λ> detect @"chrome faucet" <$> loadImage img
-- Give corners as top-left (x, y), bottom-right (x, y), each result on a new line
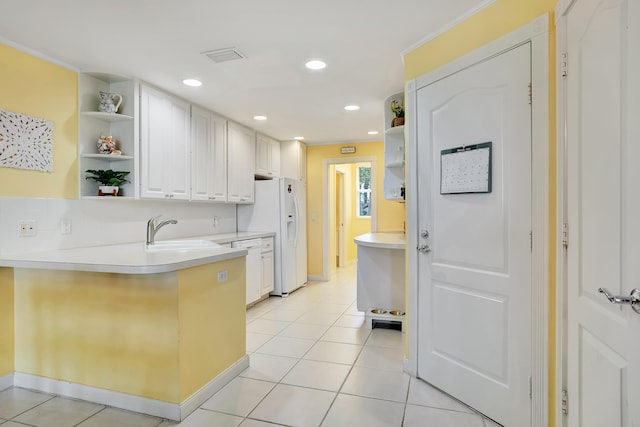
top-left (146, 216), bottom-right (178, 245)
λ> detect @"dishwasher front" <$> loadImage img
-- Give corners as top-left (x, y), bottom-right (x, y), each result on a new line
top-left (231, 238), bottom-right (263, 305)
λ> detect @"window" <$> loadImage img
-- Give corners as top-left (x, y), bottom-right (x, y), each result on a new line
top-left (357, 165), bottom-right (371, 217)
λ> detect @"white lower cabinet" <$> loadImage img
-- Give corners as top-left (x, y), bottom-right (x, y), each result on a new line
top-left (261, 238), bottom-right (274, 295)
top-left (191, 106), bottom-right (227, 201)
top-left (227, 122), bottom-right (256, 203)
top-left (140, 84), bottom-right (190, 200)
top-left (233, 237), bottom-right (274, 306)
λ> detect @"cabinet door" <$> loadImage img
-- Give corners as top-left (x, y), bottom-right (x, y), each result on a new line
top-left (269, 139), bottom-right (281, 177)
top-left (190, 106), bottom-right (211, 201)
top-left (140, 84), bottom-right (190, 200)
top-left (140, 85), bottom-right (170, 199)
top-left (261, 251), bottom-right (274, 295)
top-left (255, 134), bottom-right (270, 176)
top-left (191, 108), bottom-right (227, 201)
top-left (228, 122), bottom-right (255, 203)
top-left (280, 140), bottom-right (305, 181)
top-left (210, 114), bottom-right (228, 201)
top-left (166, 99), bottom-right (190, 199)
top-left (298, 141), bottom-right (306, 182)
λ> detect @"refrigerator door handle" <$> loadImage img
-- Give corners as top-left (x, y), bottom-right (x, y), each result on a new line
top-left (291, 188), bottom-right (300, 248)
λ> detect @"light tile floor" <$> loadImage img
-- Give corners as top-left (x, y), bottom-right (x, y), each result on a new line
top-left (0, 265), bottom-right (500, 427)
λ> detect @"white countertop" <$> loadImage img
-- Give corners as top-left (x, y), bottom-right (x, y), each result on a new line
top-left (0, 231), bottom-right (274, 274)
top-left (354, 232), bottom-right (406, 250)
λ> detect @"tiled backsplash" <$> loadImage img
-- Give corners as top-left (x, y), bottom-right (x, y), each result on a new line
top-left (0, 197), bottom-right (237, 256)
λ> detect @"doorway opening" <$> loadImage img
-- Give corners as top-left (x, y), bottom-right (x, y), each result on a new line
top-left (322, 157), bottom-right (377, 280)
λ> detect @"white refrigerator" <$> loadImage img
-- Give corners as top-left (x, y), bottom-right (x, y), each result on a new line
top-left (237, 178), bottom-right (307, 296)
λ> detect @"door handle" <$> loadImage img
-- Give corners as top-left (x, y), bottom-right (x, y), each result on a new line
top-left (598, 288), bottom-right (640, 314)
top-left (417, 244), bottom-right (431, 254)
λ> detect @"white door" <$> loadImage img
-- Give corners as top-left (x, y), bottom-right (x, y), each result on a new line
top-left (563, 0), bottom-right (640, 425)
top-left (416, 43), bottom-right (532, 426)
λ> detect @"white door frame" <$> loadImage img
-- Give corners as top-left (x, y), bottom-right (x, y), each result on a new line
top-left (335, 167), bottom-right (347, 268)
top-left (321, 157), bottom-right (377, 281)
top-left (555, 3), bottom-right (570, 426)
top-left (405, 14), bottom-right (549, 425)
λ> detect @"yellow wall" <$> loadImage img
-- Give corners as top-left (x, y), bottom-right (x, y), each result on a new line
top-left (0, 43), bottom-right (78, 199)
top-left (307, 142), bottom-right (405, 277)
top-left (403, 1), bottom-right (557, 424)
top-left (13, 258), bottom-right (245, 403)
top-left (178, 258), bottom-right (246, 400)
top-left (0, 268), bottom-right (14, 376)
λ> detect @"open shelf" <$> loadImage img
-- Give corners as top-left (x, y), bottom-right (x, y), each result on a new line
top-left (81, 111), bottom-right (134, 122)
top-left (385, 125), bottom-right (404, 135)
top-left (81, 153), bottom-right (134, 160)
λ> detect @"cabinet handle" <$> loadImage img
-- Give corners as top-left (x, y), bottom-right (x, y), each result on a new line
top-left (164, 194), bottom-right (170, 198)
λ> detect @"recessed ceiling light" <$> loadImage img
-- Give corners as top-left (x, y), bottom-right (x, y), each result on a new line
top-left (253, 115), bottom-right (267, 121)
top-left (305, 59), bottom-right (327, 70)
top-left (294, 136), bottom-right (305, 140)
top-left (368, 131), bottom-right (379, 135)
top-left (182, 78), bottom-right (202, 87)
top-left (344, 105), bottom-right (360, 111)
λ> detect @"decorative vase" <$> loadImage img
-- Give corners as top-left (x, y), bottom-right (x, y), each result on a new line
top-left (98, 92), bottom-right (123, 114)
top-left (392, 117), bottom-right (405, 127)
top-left (98, 185), bottom-right (119, 196)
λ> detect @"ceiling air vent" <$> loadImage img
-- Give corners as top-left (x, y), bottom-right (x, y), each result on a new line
top-left (202, 47), bottom-right (247, 64)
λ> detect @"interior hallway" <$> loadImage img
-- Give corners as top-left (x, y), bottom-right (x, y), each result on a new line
top-left (0, 265), bottom-right (499, 426)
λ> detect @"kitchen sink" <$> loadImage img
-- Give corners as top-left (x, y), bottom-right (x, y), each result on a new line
top-left (145, 240), bottom-right (222, 252)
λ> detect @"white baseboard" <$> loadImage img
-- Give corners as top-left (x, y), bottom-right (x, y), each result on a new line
top-left (307, 275), bottom-right (325, 282)
top-left (14, 354), bottom-right (250, 421)
top-left (0, 373), bottom-right (14, 391)
top-left (179, 355), bottom-right (249, 420)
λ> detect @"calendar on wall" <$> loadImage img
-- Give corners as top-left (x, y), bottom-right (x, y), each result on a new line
top-left (440, 142), bottom-right (492, 194)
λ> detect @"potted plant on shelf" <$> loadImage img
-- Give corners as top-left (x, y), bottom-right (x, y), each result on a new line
top-left (85, 169), bottom-right (130, 196)
top-left (390, 98), bottom-right (404, 127)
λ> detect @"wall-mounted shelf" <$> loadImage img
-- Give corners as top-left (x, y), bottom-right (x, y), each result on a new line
top-left (81, 111), bottom-right (134, 122)
top-left (81, 154), bottom-right (134, 160)
top-left (385, 125), bottom-right (404, 135)
top-left (78, 72), bottom-right (139, 199)
top-left (384, 93), bottom-right (405, 201)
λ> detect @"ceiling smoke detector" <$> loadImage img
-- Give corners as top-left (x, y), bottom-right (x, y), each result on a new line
top-left (202, 47), bottom-right (247, 64)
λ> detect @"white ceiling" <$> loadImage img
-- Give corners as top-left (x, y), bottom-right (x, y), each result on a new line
top-left (0, 0), bottom-right (489, 145)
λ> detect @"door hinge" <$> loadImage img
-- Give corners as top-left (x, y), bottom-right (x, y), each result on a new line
top-left (562, 223), bottom-right (569, 249)
top-left (561, 52), bottom-right (568, 77)
top-left (529, 377), bottom-right (532, 398)
top-left (529, 230), bottom-right (533, 250)
top-left (528, 82), bottom-right (532, 105)
top-left (562, 389), bottom-right (569, 415)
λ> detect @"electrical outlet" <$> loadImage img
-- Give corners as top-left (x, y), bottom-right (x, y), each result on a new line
top-left (61, 219), bottom-right (72, 235)
top-left (18, 220), bottom-right (37, 237)
top-left (217, 270), bottom-right (228, 282)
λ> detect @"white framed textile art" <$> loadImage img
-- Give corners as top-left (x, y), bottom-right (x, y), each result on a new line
top-left (0, 108), bottom-right (53, 172)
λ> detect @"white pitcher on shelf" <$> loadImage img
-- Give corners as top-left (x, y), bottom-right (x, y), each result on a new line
top-left (98, 91), bottom-right (123, 114)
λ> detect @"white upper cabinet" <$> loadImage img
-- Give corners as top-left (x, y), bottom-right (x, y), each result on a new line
top-left (255, 134), bottom-right (281, 178)
top-left (191, 106), bottom-right (227, 202)
top-left (280, 140), bottom-right (306, 182)
top-left (227, 122), bottom-right (256, 203)
top-left (140, 84), bottom-right (190, 200)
